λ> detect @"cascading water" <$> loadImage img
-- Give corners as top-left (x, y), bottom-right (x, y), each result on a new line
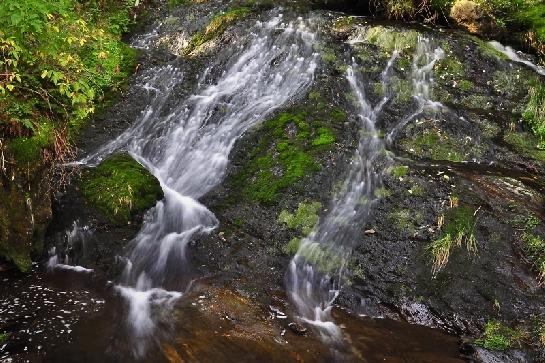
top-left (47, 221), bottom-right (93, 273)
top-left (488, 40), bottom-right (545, 76)
top-left (286, 35), bottom-right (443, 343)
top-left (82, 14), bottom-right (318, 356)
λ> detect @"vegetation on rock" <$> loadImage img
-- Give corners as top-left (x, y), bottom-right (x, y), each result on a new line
top-left (183, 6), bottom-right (251, 55)
top-left (428, 204), bottom-right (478, 274)
top-left (278, 201), bottom-right (322, 235)
top-left (81, 154), bottom-right (163, 225)
top-left (475, 320), bottom-right (525, 350)
top-left (230, 110), bottom-right (337, 205)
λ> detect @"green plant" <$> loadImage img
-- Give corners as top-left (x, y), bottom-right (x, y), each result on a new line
top-left (428, 205), bottom-right (478, 274)
top-left (475, 320), bottom-right (525, 351)
top-left (521, 232), bottom-right (545, 281)
top-left (0, 0), bottom-right (139, 167)
top-left (523, 80), bottom-right (545, 148)
top-left (0, 332), bottom-right (8, 344)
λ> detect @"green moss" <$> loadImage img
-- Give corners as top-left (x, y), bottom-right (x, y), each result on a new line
top-left (374, 187), bottom-right (392, 199)
top-left (0, 332), bottom-right (8, 344)
top-left (504, 131), bottom-right (545, 161)
top-left (392, 77), bottom-right (413, 104)
top-left (461, 94), bottom-right (493, 109)
top-left (457, 79), bottom-right (474, 91)
top-left (167, 0), bottom-right (189, 8)
top-left (81, 154), bottom-right (163, 225)
top-left (435, 56), bottom-right (465, 84)
top-left (390, 165), bottom-right (409, 178)
top-left (363, 26), bottom-right (419, 54)
top-left (333, 16), bottom-right (355, 31)
top-left (389, 209), bottom-right (424, 233)
top-left (7, 121), bottom-right (55, 164)
top-left (295, 241), bottom-right (344, 274)
top-left (278, 201), bottom-right (321, 235)
top-left (522, 232), bottom-right (545, 281)
top-left (330, 107), bottom-right (347, 122)
top-left (408, 182), bottom-right (425, 196)
top-left (428, 205), bottom-right (477, 274)
top-left (402, 129), bottom-right (466, 162)
top-left (475, 321), bottom-right (524, 351)
top-left (283, 237), bottom-right (301, 255)
top-left (312, 127), bottom-right (335, 146)
top-left (231, 111), bottom-right (335, 204)
top-left (523, 80), bottom-right (545, 148)
top-left (184, 7), bottom-right (251, 55)
top-left (470, 36), bottom-right (510, 60)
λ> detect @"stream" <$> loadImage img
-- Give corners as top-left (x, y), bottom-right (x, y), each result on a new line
top-left (2, 4), bottom-right (545, 363)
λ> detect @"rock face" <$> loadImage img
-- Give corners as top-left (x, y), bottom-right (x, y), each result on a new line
top-left (0, 162), bottom-right (51, 272)
top-left (9, 0), bottom-right (545, 360)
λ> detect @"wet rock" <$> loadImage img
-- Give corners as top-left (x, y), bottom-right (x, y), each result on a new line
top-left (288, 322), bottom-right (307, 335)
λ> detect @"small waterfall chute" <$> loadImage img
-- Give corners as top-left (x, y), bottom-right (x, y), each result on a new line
top-left (286, 36), bottom-right (444, 343)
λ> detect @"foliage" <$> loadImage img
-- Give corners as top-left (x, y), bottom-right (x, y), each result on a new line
top-left (475, 320), bottom-right (525, 350)
top-left (81, 154), bottom-right (163, 224)
top-left (278, 201), bottom-right (322, 235)
top-left (0, 0), bottom-right (139, 167)
top-left (428, 204), bottom-right (478, 274)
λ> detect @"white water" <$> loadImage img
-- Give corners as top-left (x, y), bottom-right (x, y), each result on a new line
top-left (287, 36), bottom-right (443, 342)
top-left (47, 221), bottom-right (93, 273)
top-left (83, 14), bottom-right (318, 356)
top-left (489, 40), bottom-right (545, 76)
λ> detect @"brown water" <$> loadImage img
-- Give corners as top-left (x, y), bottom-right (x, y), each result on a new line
top-left (0, 267), bottom-right (466, 362)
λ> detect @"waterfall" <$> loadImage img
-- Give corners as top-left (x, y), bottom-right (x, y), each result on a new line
top-left (286, 36), bottom-right (443, 342)
top-left (82, 14), bottom-right (318, 356)
top-left (47, 221), bottom-right (93, 273)
top-left (488, 40), bottom-right (545, 76)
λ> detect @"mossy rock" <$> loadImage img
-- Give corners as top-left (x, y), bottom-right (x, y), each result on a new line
top-left (81, 153), bottom-right (163, 225)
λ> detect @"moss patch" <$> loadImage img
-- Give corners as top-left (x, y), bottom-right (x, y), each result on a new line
top-left (389, 165), bottom-right (409, 178)
top-left (362, 26), bottom-right (419, 55)
top-left (401, 128), bottom-right (467, 162)
top-left (522, 232), bottom-right (545, 281)
top-left (278, 201), bottom-right (322, 235)
top-left (184, 7), bottom-right (251, 55)
top-left (523, 80), bottom-right (545, 148)
top-left (389, 208), bottom-right (424, 234)
top-left (230, 111), bottom-right (336, 205)
top-left (81, 154), bottom-right (163, 225)
top-left (475, 321), bottom-right (525, 351)
top-left (504, 131), bottom-right (545, 162)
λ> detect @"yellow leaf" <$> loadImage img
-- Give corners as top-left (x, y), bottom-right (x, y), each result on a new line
top-left (6, 84), bottom-right (14, 91)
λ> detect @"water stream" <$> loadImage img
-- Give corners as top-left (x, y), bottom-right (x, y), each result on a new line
top-left (81, 13), bottom-right (319, 356)
top-left (287, 35), bottom-right (443, 343)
